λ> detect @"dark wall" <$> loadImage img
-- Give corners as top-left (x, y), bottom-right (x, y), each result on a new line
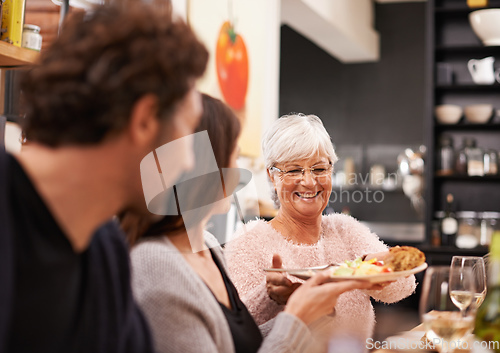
top-left (280, 3), bottom-right (426, 145)
top-left (279, 3), bottom-right (428, 223)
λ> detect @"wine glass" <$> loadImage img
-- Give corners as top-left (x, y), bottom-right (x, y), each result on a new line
top-left (448, 264), bottom-right (475, 317)
top-left (420, 266), bottom-right (475, 353)
top-left (450, 256), bottom-right (487, 309)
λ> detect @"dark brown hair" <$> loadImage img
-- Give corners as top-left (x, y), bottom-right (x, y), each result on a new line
top-left (124, 94), bottom-right (241, 246)
top-left (21, 1), bottom-right (208, 146)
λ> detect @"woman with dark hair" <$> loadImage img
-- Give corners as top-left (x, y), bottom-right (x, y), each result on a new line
top-left (128, 94), bottom-right (375, 353)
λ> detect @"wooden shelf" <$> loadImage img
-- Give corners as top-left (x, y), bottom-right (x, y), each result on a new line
top-left (0, 41), bottom-right (39, 67)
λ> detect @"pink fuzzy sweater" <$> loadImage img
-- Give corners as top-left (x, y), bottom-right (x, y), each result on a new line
top-left (225, 214), bottom-right (416, 345)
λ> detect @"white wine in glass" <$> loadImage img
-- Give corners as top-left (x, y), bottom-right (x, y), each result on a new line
top-left (451, 256), bottom-right (487, 309)
top-left (449, 263), bottom-right (475, 317)
top-left (422, 311), bottom-right (474, 346)
top-left (449, 290), bottom-right (473, 312)
top-left (474, 291), bottom-right (486, 307)
top-left (420, 266), bottom-right (475, 353)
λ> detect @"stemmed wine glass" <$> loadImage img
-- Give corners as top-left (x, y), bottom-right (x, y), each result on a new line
top-left (448, 263), bottom-right (475, 317)
top-left (450, 256), bottom-right (487, 309)
top-left (420, 266), bottom-right (475, 353)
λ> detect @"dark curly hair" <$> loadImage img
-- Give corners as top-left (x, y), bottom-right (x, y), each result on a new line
top-left (21, 1), bottom-right (208, 146)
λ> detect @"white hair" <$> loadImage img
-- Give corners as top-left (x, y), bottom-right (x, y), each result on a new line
top-left (262, 113), bottom-right (338, 169)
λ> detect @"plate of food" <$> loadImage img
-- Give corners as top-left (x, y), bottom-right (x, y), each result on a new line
top-left (264, 246), bottom-right (428, 284)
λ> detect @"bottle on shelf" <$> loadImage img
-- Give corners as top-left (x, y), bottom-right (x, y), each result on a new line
top-left (436, 135), bottom-right (455, 176)
top-left (441, 193), bottom-right (458, 246)
top-left (464, 137), bottom-right (484, 177)
top-left (484, 149), bottom-right (499, 176)
top-left (455, 140), bottom-right (468, 176)
top-left (479, 212), bottom-right (500, 246)
top-left (431, 219), bottom-right (442, 247)
top-left (474, 230), bottom-right (500, 352)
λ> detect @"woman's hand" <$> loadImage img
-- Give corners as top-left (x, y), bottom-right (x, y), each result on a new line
top-left (284, 271), bottom-right (375, 325)
top-left (266, 254), bottom-right (301, 305)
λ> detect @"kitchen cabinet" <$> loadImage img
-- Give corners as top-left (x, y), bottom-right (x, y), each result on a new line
top-left (423, 0), bottom-right (500, 254)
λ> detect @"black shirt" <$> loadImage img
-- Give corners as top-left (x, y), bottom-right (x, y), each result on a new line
top-left (0, 153), bottom-right (152, 353)
top-left (7, 154), bottom-right (83, 352)
top-left (210, 249), bottom-right (263, 353)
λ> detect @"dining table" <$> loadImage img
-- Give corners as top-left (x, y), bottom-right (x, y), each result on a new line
top-left (371, 324), bottom-right (495, 353)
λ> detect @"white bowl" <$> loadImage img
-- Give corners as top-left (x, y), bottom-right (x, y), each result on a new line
top-left (469, 9), bottom-right (500, 46)
top-left (464, 104), bottom-right (493, 123)
top-left (435, 104), bottom-right (462, 124)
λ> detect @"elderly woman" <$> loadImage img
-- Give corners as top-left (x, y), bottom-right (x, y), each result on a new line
top-left (225, 113), bottom-right (416, 349)
top-left (128, 99), bottom-right (377, 353)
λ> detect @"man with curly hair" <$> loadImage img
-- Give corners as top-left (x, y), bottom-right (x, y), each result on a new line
top-left (0, 1), bottom-right (208, 352)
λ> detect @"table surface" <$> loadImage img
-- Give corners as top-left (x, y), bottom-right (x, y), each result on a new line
top-left (372, 324), bottom-right (424, 353)
top-left (371, 324), bottom-right (492, 353)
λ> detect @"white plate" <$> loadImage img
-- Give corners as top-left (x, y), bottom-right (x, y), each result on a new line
top-left (266, 263), bottom-right (428, 284)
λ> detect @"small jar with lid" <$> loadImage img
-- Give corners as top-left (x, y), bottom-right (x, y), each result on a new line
top-left (464, 138), bottom-right (484, 176)
top-left (479, 212), bottom-right (500, 246)
top-left (455, 211), bottom-right (479, 248)
top-left (22, 24), bottom-right (42, 52)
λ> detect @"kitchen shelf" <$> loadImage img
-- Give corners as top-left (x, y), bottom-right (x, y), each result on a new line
top-left (0, 41), bottom-right (39, 67)
top-left (435, 123), bottom-right (500, 131)
top-left (435, 45), bottom-right (500, 54)
top-left (435, 1), bottom-right (500, 14)
top-left (434, 175), bottom-right (500, 181)
top-left (419, 244), bottom-right (489, 254)
top-left (425, 0), bottom-right (500, 249)
top-left (435, 7), bottom-right (473, 13)
top-left (436, 84), bottom-right (500, 92)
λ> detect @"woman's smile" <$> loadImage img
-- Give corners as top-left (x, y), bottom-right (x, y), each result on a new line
top-left (294, 190), bottom-right (321, 201)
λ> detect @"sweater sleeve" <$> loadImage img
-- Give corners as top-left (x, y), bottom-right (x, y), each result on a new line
top-left (258, 312), bottom-right (315, 353)
top-left (335, 215), bottom-right (417, 304)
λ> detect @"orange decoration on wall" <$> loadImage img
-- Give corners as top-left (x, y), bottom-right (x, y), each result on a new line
top-left (215, 21), bottom-right (249, 110)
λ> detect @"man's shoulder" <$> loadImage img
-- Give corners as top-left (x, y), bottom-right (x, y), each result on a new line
top-left (88, 220), bottom-right (131, 272)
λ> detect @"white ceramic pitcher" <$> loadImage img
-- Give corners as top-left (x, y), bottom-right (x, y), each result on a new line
top-left (468, 56), bottom-right (496, 84)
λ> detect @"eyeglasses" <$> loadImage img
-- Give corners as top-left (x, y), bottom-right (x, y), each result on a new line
top-left (269, 164), bottom-right (333, 181)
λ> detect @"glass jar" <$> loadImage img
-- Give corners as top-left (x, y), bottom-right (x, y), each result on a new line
top-left (484, 149), bottom-right (499, 176)
top-left (479, 212), bottom-right (500, 246)
top-left (436, 135), bottom-right (455, 176)
top-left (464, 138), bottom-right (484, 176)
top-left (22, 24), bottom-right (42, 52)
top-left (455, 211), bottom-right (479, 248)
